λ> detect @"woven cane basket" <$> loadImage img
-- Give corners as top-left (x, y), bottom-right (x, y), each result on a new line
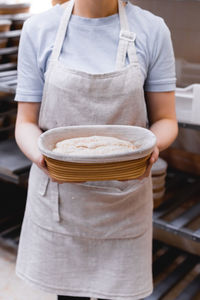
top-left (38, 125), bottom-right (157, 182)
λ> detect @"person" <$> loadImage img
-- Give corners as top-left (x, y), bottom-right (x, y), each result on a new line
top-left (14, 0), bottom-right (178, 299)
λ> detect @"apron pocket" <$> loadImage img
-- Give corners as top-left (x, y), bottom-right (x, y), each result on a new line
top-left (76, 179), bottom-right (140, 193)
top-left (50, 182), bottom-right (60, 222)
top-left (57, 177), bottom-right (153, 239)
top-left (27, 164), bottom-right (61, 229)
top-left (28, 164), bottom-right (152, 239)
top-left (38, 173), bottom-right (49, 196)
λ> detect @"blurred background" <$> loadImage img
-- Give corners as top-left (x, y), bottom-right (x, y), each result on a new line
top-left (0, 0), bottom-right (52, 13)
top-left (0, 1), bottom-right (200, 300)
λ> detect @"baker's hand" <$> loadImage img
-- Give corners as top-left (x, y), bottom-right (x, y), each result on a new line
top-left (138, 146), bottom-right (159, 180)
top-left (37, 154), bottom-right (85, 184)
top-left (36, 154), bottom-right (49, 175)
top-left (36, 154), bottom-right (64, 184)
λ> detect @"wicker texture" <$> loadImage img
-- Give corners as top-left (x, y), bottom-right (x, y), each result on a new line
top-left (45, 154), bottom-right (150, 181)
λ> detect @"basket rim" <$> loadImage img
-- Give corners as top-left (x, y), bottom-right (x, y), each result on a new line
top-left (38, 125), bottom-right (157, 163)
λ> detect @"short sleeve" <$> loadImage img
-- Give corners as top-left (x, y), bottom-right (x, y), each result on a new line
top-left (144, 19), bottom-right (176, 92)
top-left (14, 20), bottom-right (44, 102)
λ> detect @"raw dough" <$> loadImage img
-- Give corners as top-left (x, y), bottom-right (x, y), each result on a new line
top-left (53, 135), bottom-right (136, 156)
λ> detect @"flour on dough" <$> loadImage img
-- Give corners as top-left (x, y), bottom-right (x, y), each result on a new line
top-left (53, 135), bottom-right (136, 156)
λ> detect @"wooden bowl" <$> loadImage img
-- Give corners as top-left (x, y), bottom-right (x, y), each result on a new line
top-left (0, 3), bottom-right (30, 15)
top-left (8, 36), bottom-right (20, 46)
top-left (153, 187), bottom-right (165, 204)
top-left (6, 53), bottom-right (18, 63)
top-left (38, 125), bottom-right (157, 182)
top-left (151, 157), bottom-right (168, 176)
top-left (0, 19), bottom-right (12, 32)
top-left (11, 12), bottom-right (31, 30)
top-left (152, 173), bottom-right (167, 186)
top-left (0, 38), bottom-right (8, 48)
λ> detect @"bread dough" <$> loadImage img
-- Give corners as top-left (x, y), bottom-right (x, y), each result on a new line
top-left (53, 135), bottom-right (136, 156)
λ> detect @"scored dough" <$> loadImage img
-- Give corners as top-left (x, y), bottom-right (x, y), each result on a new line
top-left (53, 135), bottom-right (136, 156)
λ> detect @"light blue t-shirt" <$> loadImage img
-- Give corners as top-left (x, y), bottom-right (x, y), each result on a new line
top-left (14, 2), bottom-right (176, 102)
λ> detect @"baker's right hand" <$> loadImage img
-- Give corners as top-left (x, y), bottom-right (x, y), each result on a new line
top-left (36, 154), bottom-right (84, 184)
top-left (36, 154), bottom-right (51, 176)
top-left (38, 155), bottom-right (65, 184)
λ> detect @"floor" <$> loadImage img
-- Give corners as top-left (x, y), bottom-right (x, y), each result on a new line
top-left (0, 244), bottom-right (56, 300)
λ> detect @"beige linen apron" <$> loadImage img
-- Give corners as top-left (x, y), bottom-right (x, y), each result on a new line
top-left (16, 1), bottom-right (153, 299)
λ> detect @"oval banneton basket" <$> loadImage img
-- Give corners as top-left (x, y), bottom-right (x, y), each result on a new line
top-left (38, 125), bottom-right (157, 182)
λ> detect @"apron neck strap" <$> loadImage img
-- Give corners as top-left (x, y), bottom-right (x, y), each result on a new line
top-left (51, 0), bottom-right (75, 61)
top-left (115, 0), bottom-right (138, 70)
top-left (118, 0), bottom-right (129, 31)
top-left (51, 0), bottom-right (138, 68)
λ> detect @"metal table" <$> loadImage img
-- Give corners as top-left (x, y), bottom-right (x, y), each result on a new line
top-left (0, 70), bottom-right (17, 94)
top-left (145, 240), bottom-right (200, 300)
top-left (178, 122), bottom-right (200, 131)
top-left (153, 168), bottom-right (200, 256)
top-left (0, 138), bottom-right (31, 185)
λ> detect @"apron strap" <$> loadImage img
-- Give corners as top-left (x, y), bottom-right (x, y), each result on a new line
top-left (51, 182), bottom-right (60, 222)
top-left (115, 0), bottom-right (138, 70)
top-left (50, 0), bottom-right (75, 61)
top-left (51, 0), bottom-right (138, 69)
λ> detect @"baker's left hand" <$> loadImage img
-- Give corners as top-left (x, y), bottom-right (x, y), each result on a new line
top-left (138, 145), bottom-right (159, 180)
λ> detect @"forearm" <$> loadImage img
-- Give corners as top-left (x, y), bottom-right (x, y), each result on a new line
top-left (149, 118), bottom-right (178, 152)
top-left (15, 122), bottom-right (42, 164)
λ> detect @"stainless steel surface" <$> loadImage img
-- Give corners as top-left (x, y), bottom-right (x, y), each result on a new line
top-left (145, 240), bottom-right (200, 300)
top-left (153, 168), bottom-right (200, 255)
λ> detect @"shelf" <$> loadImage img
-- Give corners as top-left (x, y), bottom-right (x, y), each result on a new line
top-left (145, 240), bottom-right (200, 300)
top-left (153, 168), bottom-right (200, 256)
top-left (0, 214), bottom-right (23, 251)
top-left (0, 29), bottom-right (21, 39)
top-left (0, 46), bottom-right (18, 56)
top-left (0, 138), bottom-right (31, 185)
top-left (0, 62), bottom-right (17, 72)
top-left (0, 70), bottom-right (17, 93)
top-left (0, 70), bottom-right (17, 78)
top-left (0, 179), bottom-right (26, 252)
top-left (178, 122), bottom-right (200, 131)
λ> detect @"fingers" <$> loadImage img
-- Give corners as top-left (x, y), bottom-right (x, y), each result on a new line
top-left (138, 165), bottom-right (150, 180)
top-left (150, 146), bottom-right (159, 164)
top-left (37, 155), bottom-right (85, 184)
top-left (138, 146), bottom-right (160, 180)
top-left (36, 155), bottom-right (51, 176)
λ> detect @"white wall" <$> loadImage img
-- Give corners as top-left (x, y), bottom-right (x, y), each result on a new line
top-left (29, 0), bottom-right (52, 13)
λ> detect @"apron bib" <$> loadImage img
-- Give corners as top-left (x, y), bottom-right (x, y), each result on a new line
top-left (16, 1), bottom-right (153, 298)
